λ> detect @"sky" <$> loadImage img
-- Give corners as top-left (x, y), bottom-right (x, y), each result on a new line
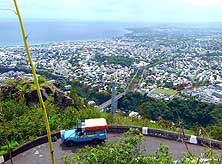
top-left (1, 0), bottom-right (222, 22)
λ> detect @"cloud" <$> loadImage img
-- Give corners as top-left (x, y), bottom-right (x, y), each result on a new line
top-left (184, 0), bottom-right (222, 8)
top-left (1, 0), bottom-right (222, 22)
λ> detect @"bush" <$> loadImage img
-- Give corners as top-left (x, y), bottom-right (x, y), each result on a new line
top-left (62, 129), bottom-right (222, 164)
top-left (0, 141), bottom-right (19, 156)
top-left (208, 125), bottom-right (222, 141)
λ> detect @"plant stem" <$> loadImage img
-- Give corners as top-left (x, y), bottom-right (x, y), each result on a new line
top-left (12, 1), bottom-right (55, 163)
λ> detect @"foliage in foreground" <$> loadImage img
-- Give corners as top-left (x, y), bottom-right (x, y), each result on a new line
top-left (0, 141), bottom-right (19, 156)
top-left (0, 95), bottom-right (181, 152)
top-left (62, 129), bottom-right (222, 164)
top-left (62, 129), bottom-right (174, 164)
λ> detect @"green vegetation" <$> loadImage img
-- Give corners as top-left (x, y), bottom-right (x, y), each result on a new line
top-left (16, 76), bottom-right (57, 94)
top-left (119, 92), bottom-right (222, 140)
top-left (3, 79), bottom-right (15, 86)
top-left (0, 98), bottom-right (108, 150)
top-left (0, 98), bottom-right (177, 153)
top-left (154, 88), bottom-right (178, 96)
top-left (94, 54), bottom-right (134, 67)
top-left (207, 124), bottom-right (222, 141)
top-left (0, 141), bottom-right (19, 156)
top-left (62, 129), bottom-right (222, 164)
top-left (0, 94), bottom-right (187, 156)
top-left (71, 80), bottom-right (111, 105)
top-left (0, 79), bottom-right (221, 159)
top-left (112, 114), bottom-right (177, 132)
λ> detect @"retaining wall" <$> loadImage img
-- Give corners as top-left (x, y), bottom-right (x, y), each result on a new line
top-left (2, 125), bottom-right (222, 162)
top-left (108, 125), bottom-right (222, 149)
top-left (3, 132), bottom-right (60, 162)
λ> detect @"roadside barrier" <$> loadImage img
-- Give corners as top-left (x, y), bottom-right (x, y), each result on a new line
top-left (3, 125), bottom-right (222, 162)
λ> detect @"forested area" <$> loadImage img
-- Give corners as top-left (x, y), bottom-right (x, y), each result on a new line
top-left (119, 92), bottom-right (222, 140)
top-left (71, 80), bottom-right (111, 105)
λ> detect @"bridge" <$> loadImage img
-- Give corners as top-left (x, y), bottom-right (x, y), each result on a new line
top-left (97, 68), bottom-right (140, 111)
top-left (97, 91), bottom-right (126, 110)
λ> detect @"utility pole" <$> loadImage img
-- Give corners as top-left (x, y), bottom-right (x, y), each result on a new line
top-left (111, 80), bottom-right (117, 115)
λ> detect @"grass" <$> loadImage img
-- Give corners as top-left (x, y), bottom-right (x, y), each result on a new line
top-left (154, 88), bottom-right (178, 96)
top-left (112, 114), bottom-right (174, 131)
top-left (110, 114), bottom-right (195, 136)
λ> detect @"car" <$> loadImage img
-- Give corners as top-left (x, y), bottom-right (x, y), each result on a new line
top-left (61, 118), bottom-right (108, 147)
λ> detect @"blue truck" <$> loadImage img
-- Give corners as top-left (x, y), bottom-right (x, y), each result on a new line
top-left (61, 118), bottom-right (108, 146)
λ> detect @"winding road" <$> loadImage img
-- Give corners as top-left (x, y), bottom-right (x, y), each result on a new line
top-left (5, 133), bottom-right (208, 164)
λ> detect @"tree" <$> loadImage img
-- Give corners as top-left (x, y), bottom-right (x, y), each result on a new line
top-left (208, 124), bottom-right (222, 141)
top-left (93, 91), bottom-right (111, 105)
top-left (69, 88), bottom-right (84, 109)
top-left (119, 92), bottom-right (222, 130)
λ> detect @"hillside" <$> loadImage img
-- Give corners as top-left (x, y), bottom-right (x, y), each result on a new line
top-left (0, 78), bottom-right (221, 157)
top-left (0, 78), bottom-right (167, 155)
top-left (119, 92), bottom-right (222, 140)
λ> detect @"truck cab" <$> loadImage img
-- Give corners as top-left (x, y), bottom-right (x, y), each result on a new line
top-left (61, 118), bottom-right (108, 146)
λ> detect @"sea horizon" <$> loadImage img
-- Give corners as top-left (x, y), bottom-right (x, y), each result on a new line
top-left (2, 21), bottom-right (222, 47)
top-left (0, 21), bottom-right (134, 47)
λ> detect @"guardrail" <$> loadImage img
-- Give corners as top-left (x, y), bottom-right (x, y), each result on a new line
top-left (108, 125), bottom-right (222, 149)
top-left (3, 132), bottom-right (60, 162)
top-left (2, 125), bottom-right (222, 162)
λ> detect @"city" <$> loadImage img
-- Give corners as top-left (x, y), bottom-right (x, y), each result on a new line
top-left (1, 0), bottom-right (222, 163)
top-left (1, 25), bottom-right (222, 104)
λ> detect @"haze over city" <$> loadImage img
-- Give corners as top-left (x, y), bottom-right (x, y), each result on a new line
top-left (1, 0), bottom-right (222, 22)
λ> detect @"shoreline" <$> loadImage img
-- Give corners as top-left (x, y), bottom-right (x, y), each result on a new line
top-left (0, 31), bottom-right (129, 48)
top-left (0, 22), bottom-right (133, 48)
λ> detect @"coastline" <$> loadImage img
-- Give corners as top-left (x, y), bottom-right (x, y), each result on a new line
top-left (0, 21), bottom-right (132, 48)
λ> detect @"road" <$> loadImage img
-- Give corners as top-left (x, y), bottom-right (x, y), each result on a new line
top-left (98, 68), bottom-right (141, 110)
top-left (5, 133), bottom-right (208, 164)
top-left (98, 92), bottom-right (125, 110)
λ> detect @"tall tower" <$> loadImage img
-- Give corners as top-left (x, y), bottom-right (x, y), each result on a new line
top-left (111, 80), bottom-right (117, 115)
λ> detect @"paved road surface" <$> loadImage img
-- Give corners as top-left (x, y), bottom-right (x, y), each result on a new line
top-left (5, 133), bottom-right (209, 164)
top-left (98, 92), bottom-right (125, 110)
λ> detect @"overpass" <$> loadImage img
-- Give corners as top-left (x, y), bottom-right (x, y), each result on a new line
top-left (97, 91), bottom-right (126, 110)
top-left (97, 68), bottom-right (140, 111)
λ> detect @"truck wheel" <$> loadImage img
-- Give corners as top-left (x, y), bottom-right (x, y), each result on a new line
top-left (65, 141), bottom-right (75, 147)
top-left (92, 139), bottom-right (100, 144)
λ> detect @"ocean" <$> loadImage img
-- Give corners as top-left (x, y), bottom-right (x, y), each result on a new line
top-left (0, 21), bottom-right (131, 47)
